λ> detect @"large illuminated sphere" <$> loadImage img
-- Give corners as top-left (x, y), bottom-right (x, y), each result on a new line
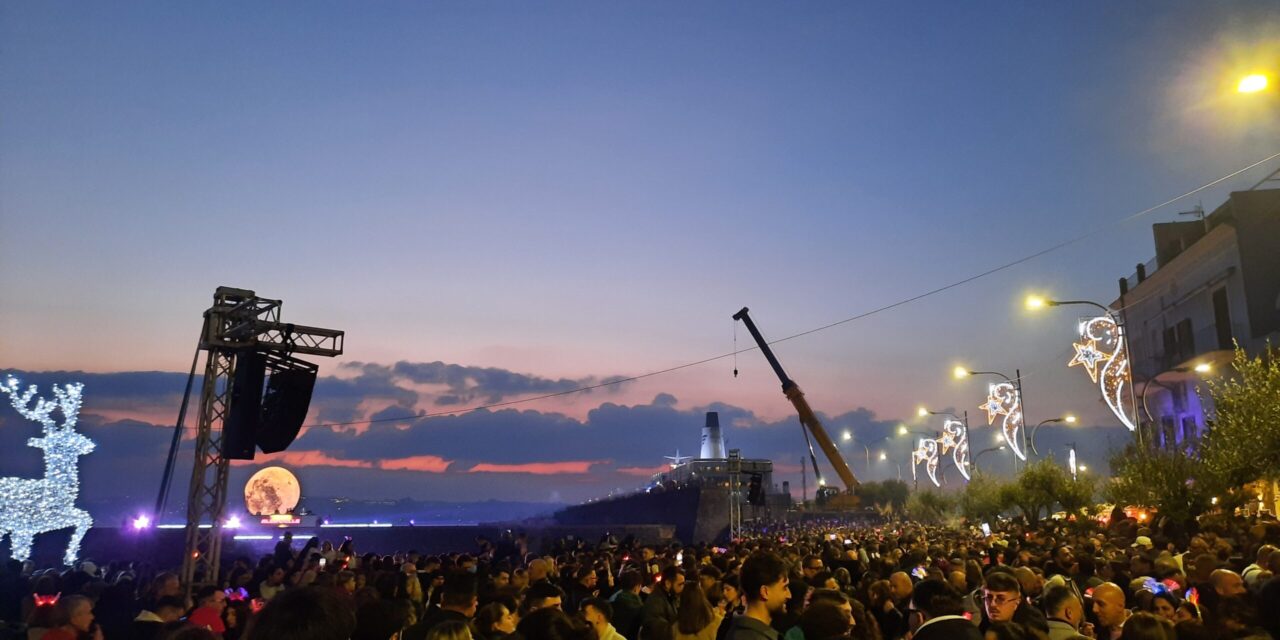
top-left (244, 466), bottom-right (301, 516)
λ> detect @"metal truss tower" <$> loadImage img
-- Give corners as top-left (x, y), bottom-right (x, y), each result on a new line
top-left (181, 287), bottom-right (343, 590)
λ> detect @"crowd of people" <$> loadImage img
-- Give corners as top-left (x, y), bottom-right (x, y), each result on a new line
top-left (2, 509), bottom-right (1280, 640)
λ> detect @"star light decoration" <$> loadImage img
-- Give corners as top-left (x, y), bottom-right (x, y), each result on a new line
top-left (938, 419), bottom-right (970, 481)
top-left (911, 438), bottom-right (941, 487)
top-left (0, 376), bottom-right (95, 566)
top-left (980, 382), bottom-right (1026, 461)
top-left (1070, 316), bottom-right (1136, 431)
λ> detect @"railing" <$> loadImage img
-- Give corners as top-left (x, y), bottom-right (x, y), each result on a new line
top-left (1121, 257), bottom-right (1161, 293)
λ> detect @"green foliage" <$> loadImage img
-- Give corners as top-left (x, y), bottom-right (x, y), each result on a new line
top-left (958, 472), bottom-right (1008, 522)
top-left (1105, 444), bottom-right (1212, 526)
top-left (1000, 458), bottom-right (1072, 525)
top-left (906, 489), bottom-right (955, 524)
top-left (1200, 344), bottom-right (1280, 495)
top-left (859, 479), bottom-right (910, 513)
top-left (1057, 472), bottom-right (1097, 517)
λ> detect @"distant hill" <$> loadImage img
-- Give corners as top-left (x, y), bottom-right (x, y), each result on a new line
top-left (87, 497), bottom-right (567, 527)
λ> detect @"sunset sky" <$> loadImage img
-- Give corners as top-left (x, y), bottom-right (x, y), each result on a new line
top-left (2, 2), bottom-right (1278, 516)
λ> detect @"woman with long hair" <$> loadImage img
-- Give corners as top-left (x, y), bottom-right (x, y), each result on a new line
top-left (475, 602), bottom-right (519, 640)
top-left (673, 583), bottom-right (722, 640)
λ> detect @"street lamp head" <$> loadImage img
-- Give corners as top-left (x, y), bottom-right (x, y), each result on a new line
top-left (898, 425), bottom-right (909, 436)
top-left (1025, 295), bottom-right (1049, 310)
top-left (1065, 415), bottom-right (1077, 424)
top-left (917, 407), bottom-right (929, 418)
top-left (953, 366), bottom-right (970, 379)
top-left (879, 451), bottom-right (887, 461)
top-left (1194, 363), bottom-right (1212, 374)
top-left (1239, 74), bottom-right (1269, 93)
top-left (842, 430), bottom-right (852, 441)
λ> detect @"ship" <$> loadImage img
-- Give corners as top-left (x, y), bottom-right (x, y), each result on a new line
top-left (553, 411), bottom-right (791, 543)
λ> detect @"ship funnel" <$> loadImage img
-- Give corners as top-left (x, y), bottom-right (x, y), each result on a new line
top-left (700, 412), bottom-right (726, 459)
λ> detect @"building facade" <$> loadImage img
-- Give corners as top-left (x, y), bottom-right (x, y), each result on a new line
top-left (1113, 188), bottom-right (1280, 448)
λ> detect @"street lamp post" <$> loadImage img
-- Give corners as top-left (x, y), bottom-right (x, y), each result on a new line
top-left (1030, 415), bottom-right (1076, 457)
top-left (920, 407), bottom-right (974, 476)
top-left (1028, 296), bottom-right (1142, 446)
top-left (956, 367), bottom-right (1027, 469)
top-left (973, 445), bottom-right (1007, 470)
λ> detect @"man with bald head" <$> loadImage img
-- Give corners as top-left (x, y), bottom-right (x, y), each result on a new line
top-left (1091, 582), bottom-right (1129, 640)
top-left (1212, 568), bottom-right (1246, 598)
top-left (888, 571), bottom-right (914, 608)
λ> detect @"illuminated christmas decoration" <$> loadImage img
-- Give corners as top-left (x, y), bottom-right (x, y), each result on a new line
top-left (911, 438), bottom-right (941, 487)
top-left (938, 419), bottom-right (970, 481)
top-left (1068, 447), bottom-right (1078, 481)
top-left (980, 382), bottom-right (1026, 461)
top-left (1070, 316), bottom-right (1136, 431)
top-left (0, 376), bottom-right (95, 565)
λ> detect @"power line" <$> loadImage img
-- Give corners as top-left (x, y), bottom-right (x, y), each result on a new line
top-left (230, 153), bottom-right (1280, 432)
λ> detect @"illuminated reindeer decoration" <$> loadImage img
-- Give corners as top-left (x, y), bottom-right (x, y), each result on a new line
top-left (0, 376), bottom-right (95, 566)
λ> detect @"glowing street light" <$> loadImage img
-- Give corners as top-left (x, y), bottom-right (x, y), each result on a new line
top-left (878, 451), bottom-right (887, 461)
top-left (1194, 363), bottom-right (1212, 373)
top-left (898, 425), bottom-right (909, 436)
top-left (1239, 74), bottom-right (1269, 94)
top-left (917, 407), bottom-right (929, 418)
top-left (1025, 295), bottom-right (1048, 310)
top-left (953, 366), bottom-right (970, 380)
top-left (842, 430), bottom-right (852, 441)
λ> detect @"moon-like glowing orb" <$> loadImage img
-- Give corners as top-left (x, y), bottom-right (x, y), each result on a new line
top-left (244, 466), bottom-right (301, 516)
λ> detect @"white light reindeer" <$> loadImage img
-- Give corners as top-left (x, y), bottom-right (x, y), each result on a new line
top-left (0, 376), bottom-right (95, 566)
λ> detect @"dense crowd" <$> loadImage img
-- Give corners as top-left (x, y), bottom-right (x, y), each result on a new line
top-left (3, 510), bottom-right (1280, 640)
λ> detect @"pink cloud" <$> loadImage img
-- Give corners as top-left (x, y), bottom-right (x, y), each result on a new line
top-left (245, 450), bottom-right (373, 469)
top-left (616, 464), bottom-right (668, 477)
top-left (468, 461), bottom-right (602, 475)
top-left (378, 455), bottom-right (452, 473)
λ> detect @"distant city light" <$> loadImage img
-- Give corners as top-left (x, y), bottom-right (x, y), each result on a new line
top-left (1239, 74), bottom-right (1268, 93)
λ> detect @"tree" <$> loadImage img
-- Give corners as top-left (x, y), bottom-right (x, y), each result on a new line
top-left (1106, 443), bottom-right (1213, 528)
top-left (907, 490), bottom-right (955, 525)
top-left (1057, 473), bottom-right (1097, 518)
top-left (958, 472), bottom-right (1008, 523)
top-left (1000, 458), bottom-right (1070, 526)
top-left (1199, 343), bottom-right (1280, 508)
top-left (859, 480), bottom-right (909, 516)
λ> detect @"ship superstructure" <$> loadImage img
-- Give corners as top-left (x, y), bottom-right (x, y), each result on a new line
top-left (554, 411), bottom-right (788, 542)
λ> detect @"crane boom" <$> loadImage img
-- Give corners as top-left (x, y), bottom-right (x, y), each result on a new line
top-left (733, 307), bottom-right (860, 494)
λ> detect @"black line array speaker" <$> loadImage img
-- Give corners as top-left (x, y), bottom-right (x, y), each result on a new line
top-left (224, 351), bottom-right (267, 460)
top-left (256, 367), bottom-right (317, 454)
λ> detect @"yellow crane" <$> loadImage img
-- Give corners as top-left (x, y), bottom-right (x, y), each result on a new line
top-left (733, 307), bottom-right (860, 508)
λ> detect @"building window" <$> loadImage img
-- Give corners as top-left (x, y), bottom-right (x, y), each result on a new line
top-left (1181, 416), bottom-right (1199, 443)
top-left (1212, 288), bottom-right (1233, 350)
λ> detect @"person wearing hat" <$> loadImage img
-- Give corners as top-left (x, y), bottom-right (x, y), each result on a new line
top-left (1131, 536), bottom-right (1153, 551)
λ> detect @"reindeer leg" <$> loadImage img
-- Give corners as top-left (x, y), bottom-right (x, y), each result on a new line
top-left (65, 510), bottom-right (92, 567)
top-left (10, 531), bottom-right (34, 563)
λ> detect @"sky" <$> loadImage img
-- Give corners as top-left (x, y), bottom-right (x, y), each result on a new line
top-left (2, 1), bottom-right (1279, 519)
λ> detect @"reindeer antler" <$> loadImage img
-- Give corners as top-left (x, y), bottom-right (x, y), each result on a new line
top-left (1, 376), bottom-right (85, 433)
